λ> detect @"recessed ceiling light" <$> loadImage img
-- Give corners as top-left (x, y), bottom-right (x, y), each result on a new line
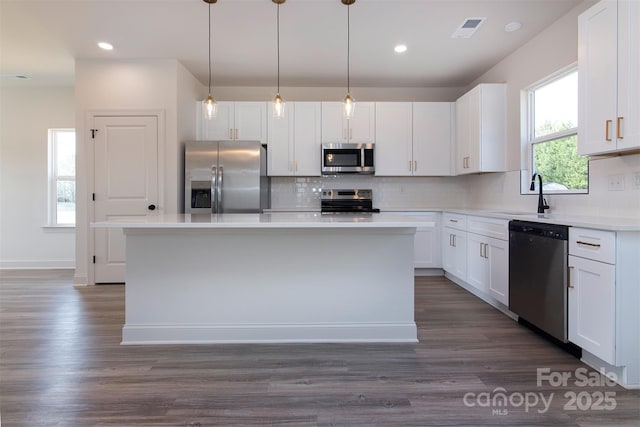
top-left (394, 44), bottom-right (408, 53)
top-left (504, 22), bottom-right (522, 32)
top-left (98, 42), bottom-right (114, 50)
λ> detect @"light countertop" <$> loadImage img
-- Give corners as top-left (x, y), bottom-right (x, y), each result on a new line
top-left (91, 213), bottom-right (434, 229)
top-left (266, 207), bottom-right (640, 231)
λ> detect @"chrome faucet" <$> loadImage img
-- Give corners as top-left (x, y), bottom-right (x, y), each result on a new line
top-left (530, 173), bottom-right (550, 214)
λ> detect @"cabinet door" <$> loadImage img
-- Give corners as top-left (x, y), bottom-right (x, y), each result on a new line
top-left (203, 102), bottom-right (235, 140)
top-left (413, 103), bottom-right (453, 176)
top-left (374, 102), bottom-right (413, 176)
top-left (578, 0), bottom-right (619, 155)
top-left (293, 102), bottom-right (322, 176)
top-left (399, 212), bottom-right (440, 268)
top-left (466, 87), bottom-right (481, 173)
top-left (617, 0), bottom-right (640, 152)
top-left (321, 102), bottom-right (348, 142)
top-left (442, 227), bottom-right (467, 280)
top-left (235, 102), bottom-right (267, 143)
top-left (348, 102), bottom-right (375, 143)
top-left (568, 255), bottom-right (615, 364)
top-left (487, 236), bottom-right (508, 305)
top-left (455, 92), bottom-right (470, 174)
top-left (267, 104), bottom-right (294, 176)
top-left (466, 232), bottom-right (488, 292)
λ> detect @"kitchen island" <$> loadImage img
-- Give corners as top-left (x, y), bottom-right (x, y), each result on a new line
top-left (92, 213), bottom-right (431, 345)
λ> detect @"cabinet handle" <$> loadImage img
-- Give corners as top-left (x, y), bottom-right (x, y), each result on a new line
top-left (617, 117), bottom-right (624, 139)
top-left (409, 160), bottom-right (412, 172)
top-left (605, 120), bottom-right (612, 142)
top-left (449, 219), bottom-right (458, 223)
top-left (295, 160), bottom-right (299, 172)
top-left (576, 240), bottom-right (601, 248)
top-left (449, 234), bottom-right (453, 247)
top-left (484, 243), bottom-right (489, 259)
top-left (414, 160), bottom-right (417, 172)
top-left (480, 243), bottom-right (484, 258)
top-left (235, 128), bottom-right (239, 140)
top-left (229, 128), bottom-right (233, 139)
top-left (568, 266), bottom-right (574, 288)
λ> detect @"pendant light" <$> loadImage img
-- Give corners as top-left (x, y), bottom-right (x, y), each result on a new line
top-left (342, 0), bottom-right (356, 119)
top-left (203, 0), bottom-right (218, 120)
top-left (272, 0), bottom-right (286, 118)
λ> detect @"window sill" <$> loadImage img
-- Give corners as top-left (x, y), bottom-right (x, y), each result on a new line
top-left (42, 225), bottom-right (76, 233)
top-left (520, 189), bottom-right (589, 196)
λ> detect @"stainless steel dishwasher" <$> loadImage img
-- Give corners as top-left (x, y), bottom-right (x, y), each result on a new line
top-left (509, 220), bottom-right (569, 343)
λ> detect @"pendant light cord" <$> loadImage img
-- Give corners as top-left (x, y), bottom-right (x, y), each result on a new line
top-left (347, 3), bottom-right (350, 93)
top-left (277, 3), bottom-right (280, 93)
top-left (208, 2), bottom-right (212, 93)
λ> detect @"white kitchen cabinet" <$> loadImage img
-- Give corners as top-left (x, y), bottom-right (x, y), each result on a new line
top-left (413, 102), bottom-right (454, 176)
top-left (578, 0), bottom-right (640, 155)
top-left (268, 102), bottom-right (321, 176)
top-left (321, 102), bottom-right (375, 143)
top-left (455, 84), bottom-right (506, 175)
top-left (375, 102), bottom-right (454, 176)
top-left (568, 254), bottom-right (615, 364)
top-left (374, 103), bottom-right (413, 176)
top-left (395, 212), bottom-right (441, 268)
top-left (442, 213), bottom-right (467, 280)
top-left (465, 216), bottom-right (509, 305)
top-left (200, 102), bottom-right (268, 144)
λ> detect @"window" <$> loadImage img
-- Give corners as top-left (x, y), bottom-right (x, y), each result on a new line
top-left (527, 68), bottom-right (588, 193)
top-left (48, 129), bottom-right (76, 225)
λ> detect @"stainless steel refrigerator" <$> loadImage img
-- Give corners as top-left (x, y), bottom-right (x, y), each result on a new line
top-left (184, 141), bottom-right (270, 214)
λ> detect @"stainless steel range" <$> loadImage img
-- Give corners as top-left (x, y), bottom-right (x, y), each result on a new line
top-left (320, 189), bottom-right (380, 214)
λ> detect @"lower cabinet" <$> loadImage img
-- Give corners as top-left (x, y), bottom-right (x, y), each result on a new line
top-left (396, 212), bottom-right (441, 268)
top-left (467, 233), bottom-right (509, 305)
top-left (442, 213), bottom-right (509, 306)
top-left (568, 254), bottom-right (615, 364)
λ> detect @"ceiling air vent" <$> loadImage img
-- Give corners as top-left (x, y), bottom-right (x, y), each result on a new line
top-left (452, 17), bottom-right (487, 39)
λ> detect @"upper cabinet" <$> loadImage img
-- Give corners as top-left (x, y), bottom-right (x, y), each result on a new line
top-left (321, 102), bottom-right (375, 143)
top-left (200, 101), bottom-right (268, 144)
top-left (375, 102), bottom-right (454, 176)
top-left (374, 102), bottom-right (413, 176)
top-left (578, 0), bottom-right (640, 155)
top-left (267, 102), bottom-right (322, 176)
top-left (455, 84), bottom-right (506, 175)
top-left (413, 102), bottom-right (454, 176)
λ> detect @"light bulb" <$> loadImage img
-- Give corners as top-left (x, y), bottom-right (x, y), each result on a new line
top-left (203, 94), bottom-right (218, 120)
top-left (343, 92), bottom-right (355, 119)
top-left (272, 93), bottom-right (286, 118)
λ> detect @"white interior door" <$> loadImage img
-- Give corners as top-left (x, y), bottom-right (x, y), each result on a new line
top-left (93, 115), bottom-right (158, 283)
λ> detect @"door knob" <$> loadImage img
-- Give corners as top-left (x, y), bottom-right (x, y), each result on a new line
top-left (148, 204), bottom-right (156, 211)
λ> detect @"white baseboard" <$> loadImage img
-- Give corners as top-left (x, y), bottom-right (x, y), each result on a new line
top-left (0, 260), bottom-right (75, 269)
top-left (122, 322), bottom-right (419, 345)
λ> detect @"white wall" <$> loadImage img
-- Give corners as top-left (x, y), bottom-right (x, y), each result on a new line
top-left (0, 86), bottom-right (75, 268)
top-left (466, 0), bottom-right (640, 218)
top-left (74, 59), bottom-right (192, 285)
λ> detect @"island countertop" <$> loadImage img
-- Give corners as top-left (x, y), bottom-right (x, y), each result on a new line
top-left (91, 212), bottom-right (434, 229)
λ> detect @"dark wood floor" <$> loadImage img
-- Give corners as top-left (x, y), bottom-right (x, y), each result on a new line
top-left (1, 271), bottom-right (638, 426)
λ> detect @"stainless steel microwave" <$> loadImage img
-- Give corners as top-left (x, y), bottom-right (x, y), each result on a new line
top-left (321, 143), bottom-right (375, 175)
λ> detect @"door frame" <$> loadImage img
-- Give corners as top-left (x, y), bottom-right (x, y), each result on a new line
top-left (85, 110), bottom-right (165, 285)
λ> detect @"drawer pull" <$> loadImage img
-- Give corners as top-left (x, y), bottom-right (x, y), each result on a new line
top-left (450, 219), bottom-right (458, 223)
top-left (576, 240), bottom-right (601, 248)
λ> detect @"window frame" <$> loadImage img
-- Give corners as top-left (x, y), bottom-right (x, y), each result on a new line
top-left (524, 65), bottom-right (588, 195)
top-left (47, 128), bottom-right (76, 227)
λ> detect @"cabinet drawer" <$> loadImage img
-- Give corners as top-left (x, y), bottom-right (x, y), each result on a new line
top-left (442, 212), bottom-right (467, 231)
top-left (569, 228), bottom-right (616, 264)
top-left (467, 216), bottom-right (509, 241)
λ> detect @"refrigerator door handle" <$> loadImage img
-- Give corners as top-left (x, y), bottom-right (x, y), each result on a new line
top-left (218, 166), bottom-right (223, 213)
top-left (211, 166), bottom-right (218, 213)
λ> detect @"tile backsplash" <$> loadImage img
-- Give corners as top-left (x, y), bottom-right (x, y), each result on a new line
top-left (270, 175), bottom-right (470, 210)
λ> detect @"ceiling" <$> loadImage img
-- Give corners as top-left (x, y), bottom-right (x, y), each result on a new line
top-left (1, 0), bottom-right (583, 88)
